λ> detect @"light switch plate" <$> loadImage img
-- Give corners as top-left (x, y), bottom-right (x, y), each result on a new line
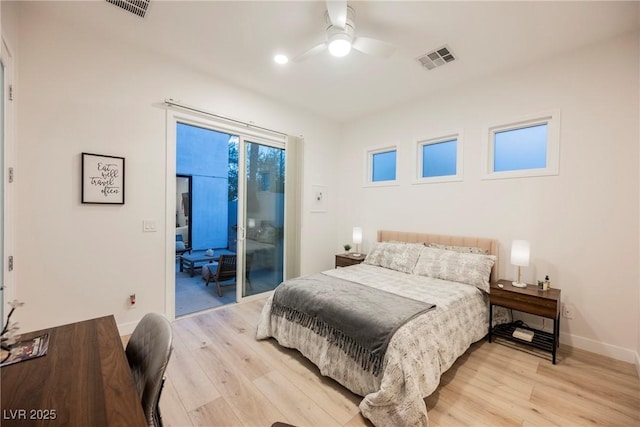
top-left (143, 219), bottom-right (157, 232)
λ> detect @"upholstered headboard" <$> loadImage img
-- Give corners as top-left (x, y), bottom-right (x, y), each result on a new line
top-left (377, 230), bottom-right (499, 282)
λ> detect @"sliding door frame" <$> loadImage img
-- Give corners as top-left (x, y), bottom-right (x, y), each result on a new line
top-left (164, 107), bottom-right (295, 319)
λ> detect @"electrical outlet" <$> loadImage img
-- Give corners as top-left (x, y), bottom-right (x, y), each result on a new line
top-left (129, 293), bottom-right (137, 309)
top-left (562, 303), bottom-right (573, 319)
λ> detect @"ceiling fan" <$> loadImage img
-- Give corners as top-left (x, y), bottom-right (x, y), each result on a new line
top-left (292, 0), bottom-right (395, 62)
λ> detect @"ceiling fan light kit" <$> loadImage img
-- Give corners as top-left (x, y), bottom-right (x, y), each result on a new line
top-left (326, 5), bottom-right (355, 57)
top-left (292, 1), bottom-right (395, 62)
top-left (328, 34), bottom-right (352, 57)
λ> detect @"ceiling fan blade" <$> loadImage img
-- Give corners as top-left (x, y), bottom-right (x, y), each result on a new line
top-left (326, 0), bottom-right (347, 29)
top-left (293, 42), bottom-right (328, 62)
top-left (352, 37), bottom-right (395, 58)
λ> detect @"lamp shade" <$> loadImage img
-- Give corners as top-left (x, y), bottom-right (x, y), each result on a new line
top-left (352, 227), bottom-right (363, 244)
top-left (510, 240), bottom-right (530, 267)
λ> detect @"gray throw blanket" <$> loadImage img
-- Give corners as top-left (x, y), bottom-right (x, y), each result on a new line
top-left (271, 273), bottom-right (436, 376)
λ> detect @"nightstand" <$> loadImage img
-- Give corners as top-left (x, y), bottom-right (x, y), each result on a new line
top-left (489, 279), bottom-right (561, 364)
top-left (335, 253), bottom-right (366, 268)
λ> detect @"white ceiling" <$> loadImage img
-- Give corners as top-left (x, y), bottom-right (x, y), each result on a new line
top-left (38, 1), bottom-right (639, 123)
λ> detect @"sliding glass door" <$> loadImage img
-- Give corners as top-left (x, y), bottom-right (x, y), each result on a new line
top-left (171, 113), bottom-right (288, 315)
top-left (239, 140), bottom-right (286, 298)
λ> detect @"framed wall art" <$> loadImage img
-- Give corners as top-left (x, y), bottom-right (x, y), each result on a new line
top-left (81, 152), bottom-right (125, 204)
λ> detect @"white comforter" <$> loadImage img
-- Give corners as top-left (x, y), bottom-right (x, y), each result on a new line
top-left (256, 264), bottom-right (489, 427)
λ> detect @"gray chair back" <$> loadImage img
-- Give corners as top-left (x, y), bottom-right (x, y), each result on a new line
top-left (126, 313), bottom-right (173, 427)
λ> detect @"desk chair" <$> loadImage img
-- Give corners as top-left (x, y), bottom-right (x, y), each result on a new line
top-left (126, 313), bottom-right (173, 427)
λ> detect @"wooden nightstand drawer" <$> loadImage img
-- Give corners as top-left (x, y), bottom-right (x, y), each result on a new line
top-left (490, 288), bottom-right (558, 318)
top-left (335, 253), bottom-right (366, 268)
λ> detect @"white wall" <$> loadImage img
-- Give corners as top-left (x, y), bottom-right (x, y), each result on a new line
top-left (9, 2), bottom-right (340, 333)
top-left (5, 2), bottom-right (640, 365)
top-left (337, 32), bottom-right (640, 362)
top-left (637, 25), bottom-right (640, 376)
top-left (1, 0), bottom-right (18, 317)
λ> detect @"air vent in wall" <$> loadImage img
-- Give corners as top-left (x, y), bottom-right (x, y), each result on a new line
top-left (417, 46), bottom-right (456, 71)
top-left (106, 0), bottom-right (150, 18)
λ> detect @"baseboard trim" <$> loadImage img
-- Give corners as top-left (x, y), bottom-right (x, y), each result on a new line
top-left (117, 319), bottom-right (140, 336)
top-left (559, 331), bottom-right (637, 364)
top-left (513, 313), bottom-right (638, 366)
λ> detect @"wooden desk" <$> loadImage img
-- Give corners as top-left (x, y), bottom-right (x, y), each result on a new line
top-left (1, 315), bottom-right (146, 426)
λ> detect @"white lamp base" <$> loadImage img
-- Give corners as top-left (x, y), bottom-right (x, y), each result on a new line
top-left (511, 281), bottom-right (527, 288)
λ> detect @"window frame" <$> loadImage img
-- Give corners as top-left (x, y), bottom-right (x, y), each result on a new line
top-left (414, 131), bottom-right (463, 184)
top-left (364, 144), bottom-right (399, 187)
top-left (482, 110), bottom-right (560, 180)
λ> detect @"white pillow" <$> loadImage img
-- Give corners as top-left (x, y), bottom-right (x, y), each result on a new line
top-left (363, 242), bottom-right (386, 266)
top-left (413, 247), bottom-right (495, 292)
top-left (428, 243), bottom-right (489, 255)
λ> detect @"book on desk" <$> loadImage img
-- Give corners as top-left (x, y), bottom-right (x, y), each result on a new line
top-left (1, 333), bottom-right (50, 367)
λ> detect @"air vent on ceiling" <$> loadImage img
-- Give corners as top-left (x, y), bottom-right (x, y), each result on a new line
top-left (417, 46), bottom-right (456, 71)
top-left (106, 0), bottom-right (150, 18)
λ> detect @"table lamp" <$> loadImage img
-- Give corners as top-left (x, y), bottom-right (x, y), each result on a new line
top-left (510, 240), bottom-right (530, 288)
top-left (352, 227), bottom-right (363, 256)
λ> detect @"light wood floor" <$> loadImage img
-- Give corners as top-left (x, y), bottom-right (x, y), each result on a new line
top-left (156, 298), bottom-right (639, 427)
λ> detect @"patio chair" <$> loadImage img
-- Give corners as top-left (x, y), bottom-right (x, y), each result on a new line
top-left (204, 254), bottom-right (253, 297)
top-left (175, 234), bottom-right (191, 257)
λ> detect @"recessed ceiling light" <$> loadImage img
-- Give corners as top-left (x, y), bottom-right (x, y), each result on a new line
top-left (274, 54), bottom-right (289, 65)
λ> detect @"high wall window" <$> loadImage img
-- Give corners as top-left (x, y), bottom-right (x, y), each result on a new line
top-left (415, 133), bottom-right (462, 184)
top-left (483, 110), bottom-right (560, 179)
top-left (494, 124), bottom-right (547, 172)
top-left (366, 146), bottom-right (398, 185)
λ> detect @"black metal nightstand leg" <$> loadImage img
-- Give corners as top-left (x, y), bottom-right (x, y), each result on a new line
top-left (488, 303), bottom-right (493, 343)
top-left (552, 314), bottom-right (560, 364)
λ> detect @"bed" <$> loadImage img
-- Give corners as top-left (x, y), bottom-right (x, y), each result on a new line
top-left (256, 230), bottom-right (504, 426)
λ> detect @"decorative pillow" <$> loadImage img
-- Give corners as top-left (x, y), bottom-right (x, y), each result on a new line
top-left (257, 226), bottom-right (277, 244)
top-left (176, 241), bottom-right (186, 251)
top-left (246, 227), bottom-right (261, 241)
top-left (413, 247), bottom-right (496, 292)
top-left (364, 242), bottom-right (424, 274)
top-left (429, 243), bottom-right (489, 255)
